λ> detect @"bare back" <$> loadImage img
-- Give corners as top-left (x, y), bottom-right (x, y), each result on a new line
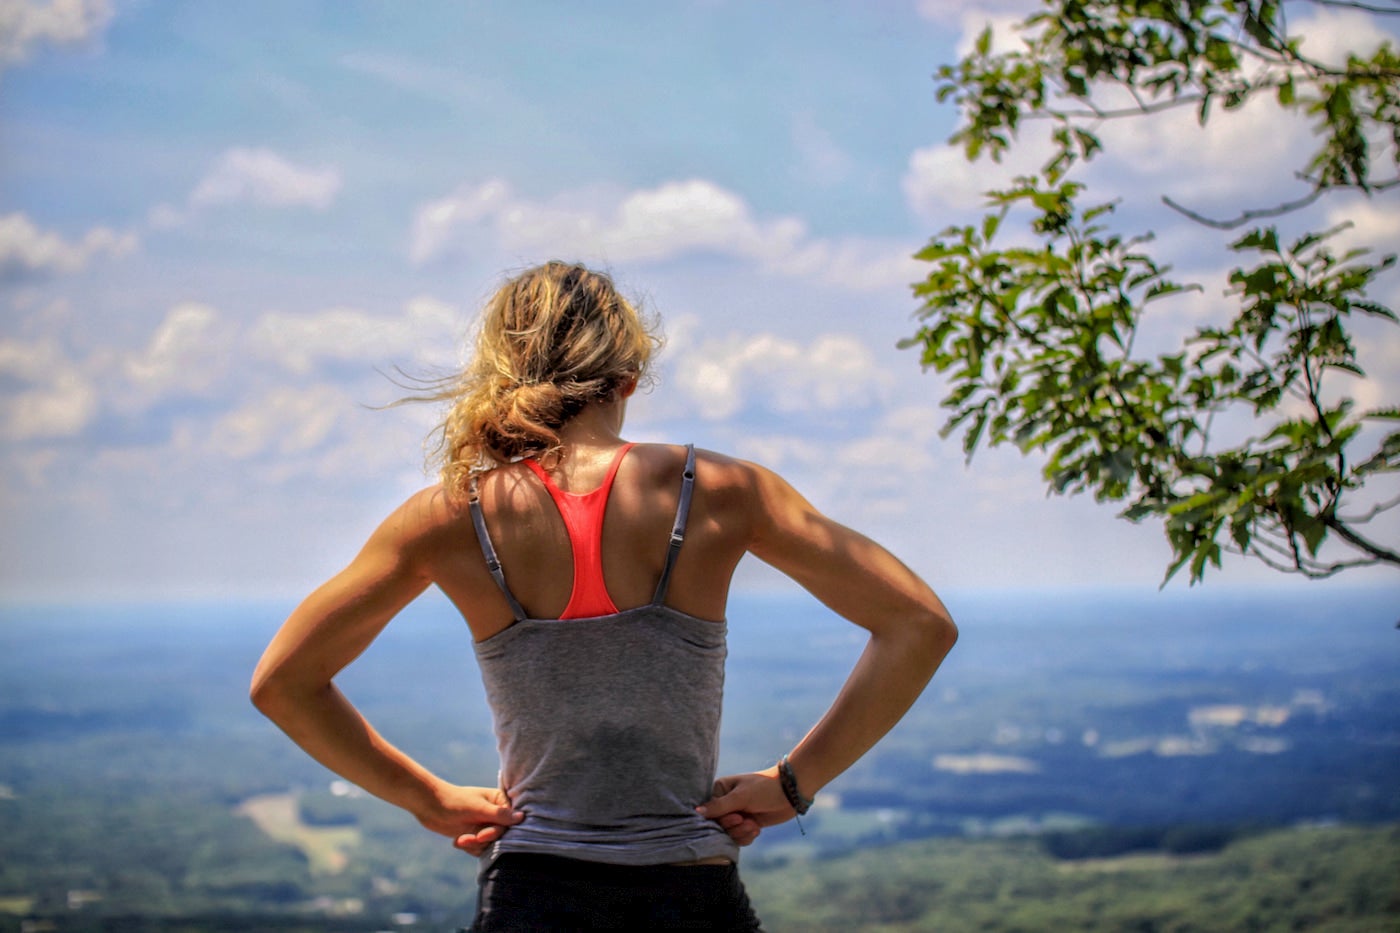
top-left (424, 444), bottom-right (753, 642)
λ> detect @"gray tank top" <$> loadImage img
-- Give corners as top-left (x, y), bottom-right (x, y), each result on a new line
top-left (469, 445), bottom-right (739, 867)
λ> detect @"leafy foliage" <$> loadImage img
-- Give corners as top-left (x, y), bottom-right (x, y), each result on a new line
top-left (907, 0), bottom-right (1400, 582)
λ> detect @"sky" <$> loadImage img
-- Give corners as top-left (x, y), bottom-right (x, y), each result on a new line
top-left (1, 0), bottom-right (1397, 604)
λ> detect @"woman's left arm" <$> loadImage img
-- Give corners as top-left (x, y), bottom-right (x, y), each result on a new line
top-left (249, 491), bottom-right (522, 855)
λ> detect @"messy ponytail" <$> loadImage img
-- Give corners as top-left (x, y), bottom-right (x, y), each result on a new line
top-left (426, 262), bottom-right (660, 496)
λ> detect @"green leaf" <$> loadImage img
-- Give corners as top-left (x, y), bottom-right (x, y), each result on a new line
top-left (1298, 517), bottom-right (1327, 557)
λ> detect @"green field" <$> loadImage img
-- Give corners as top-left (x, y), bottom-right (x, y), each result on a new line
top-left (1, 822), bottom-right (1394, 931)
top-left (747, 824), bottom-right (1400, 932)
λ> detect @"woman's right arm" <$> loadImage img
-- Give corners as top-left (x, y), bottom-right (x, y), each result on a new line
top-left (697, 461), bottom-right (957, 828)
top-left (250, 490), bottom-right (523, 855)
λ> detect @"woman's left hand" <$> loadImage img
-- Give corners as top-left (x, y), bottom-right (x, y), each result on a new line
top-left (415, 784), bottom-right (526, 857)
top-left (697, 767), bottom-right (790, 844)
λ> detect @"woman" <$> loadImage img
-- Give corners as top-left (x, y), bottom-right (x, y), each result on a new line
top-left (251, 261), bottom-right (957, 931)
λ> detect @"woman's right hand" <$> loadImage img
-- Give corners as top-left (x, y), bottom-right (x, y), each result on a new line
top-left (416, 784), bottom-right (525, 857)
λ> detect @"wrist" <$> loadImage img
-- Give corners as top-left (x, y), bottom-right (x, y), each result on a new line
top-left (777, 754), bottom-right (815, 815)
top-left (401, 772), bottom-right (451, 821)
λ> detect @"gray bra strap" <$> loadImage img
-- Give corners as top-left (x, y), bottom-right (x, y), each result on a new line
top-left (469, 475), bottom-right (527, 622)
top-left (652, 444), bottom-right (696, 606)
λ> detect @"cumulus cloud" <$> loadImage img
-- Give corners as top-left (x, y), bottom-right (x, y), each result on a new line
top-left (914, 0), bottom-right (1037, 25)
top-left (904, 130), bottom-right (1056, 221)
top-left (124, 303), bottom-right (233, 396)
top-left (150, 148), bottom-right (343, 226)
top-left (190, 147), bottom-right (342, 209)
top-left (0, 212), bottom-right (138, 279)
top-left (1099, 94), bottom-right (1315, 211)
top-left (409, 177), bottom-right (919, 291)
top-left (670, 330), bottom-right (893, 421)
top-left (0, 337), bottom-right (97, 440)
top-left (1294, 6), bottom-right (1399, 67)
top-left (1326, 196), bottom-right (1400, 258)
top-left (208, 383), bottom-right (347, 461)
top-left (904, 86), bottom-right (1313, 230)
top-left (250, 295), bottom-right (462, 375)
top-left (0, 0), bottom-right (112, 69)
top-left (909, 4), bottom-right (1400, 231)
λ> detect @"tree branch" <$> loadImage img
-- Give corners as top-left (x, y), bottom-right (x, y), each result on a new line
top-left (1336, 492), bottom-right (1400, 523)
top-left (1163, 176), bottom-right (1400, 229)
top-left (1322, 514), bottom-right (1400, 564)
top-left (1305, 0), bottom-right (1400, 15)
top-left (1162, 190), bottom-right (1323, 229)
top-left (1243, 521), bottom-right (1383, 576)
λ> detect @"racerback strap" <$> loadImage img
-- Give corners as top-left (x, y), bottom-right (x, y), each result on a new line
top-left (652, 444), bottom-right (696, 606)
top-left (469, 474), bottom-right (528, 622)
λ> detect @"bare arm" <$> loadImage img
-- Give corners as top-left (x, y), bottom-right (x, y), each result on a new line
top-left (249, 492), bottom-right (522, 854)
top-left (698, 463), bottom-right (957, 829)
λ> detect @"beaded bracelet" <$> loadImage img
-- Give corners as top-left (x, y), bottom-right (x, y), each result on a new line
top-left (778, 754), bottom-right (814, 835)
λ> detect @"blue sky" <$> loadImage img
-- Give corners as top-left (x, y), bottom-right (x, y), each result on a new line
top-left (2, 0), bottom-right (1397, 602)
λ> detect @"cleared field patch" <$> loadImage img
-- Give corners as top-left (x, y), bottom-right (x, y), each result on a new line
top-left (237, 792), bottom-right (360, 875)
top-left (0, 896), bottom-right (35, 914)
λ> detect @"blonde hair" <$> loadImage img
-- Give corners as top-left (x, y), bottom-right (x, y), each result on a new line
top-left (426, 262), bottom-right (660, 495)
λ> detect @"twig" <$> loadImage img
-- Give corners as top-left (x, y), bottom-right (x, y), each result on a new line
top-left (1336, 492), bottom-right (1400, 523)
top-left (1162, 190), bottom-right (1324, 229)
top-left (1306, 0), bottom-right (1400, 14)
top-left (1322, 514), bottom-right (1400, 564)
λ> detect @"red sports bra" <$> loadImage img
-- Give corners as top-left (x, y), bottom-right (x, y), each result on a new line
top-left (523, 443), bottom-right (634, 619)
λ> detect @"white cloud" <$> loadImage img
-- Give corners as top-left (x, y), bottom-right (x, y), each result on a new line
top-left (0, 212), bottom-right (138, 278)
top-left (916, 4), bottom-right (1400, 230)
top-left (914, 0), bottom-right (1037, 25)
top-left (409, 180), bottom-right (512, 264)
top-left (0, 337), bottom-right (97, 439)
top-left (186, 147), bottom-right (342, 211)
top-left (250, 295), bottom-right (463, 375)
top-left (409, 177), bottom-right (918, 290)
top-left (954, 11), bottom-right (1031, 59)
top-left (672, 331), bottom-right (893, 421)
top-left (0, 0), bottom-right (112, 69)
top-left (1326, 197), bottom-right (1400, 258)
top-left (1294, 7), bottom-right (1399, 68)
top-left (123, 302), bottom-right (233, 396)
top-left (904, 130), bottom-right (1056, 221)
top-left (1095, 93), bottom-right (1315, 211)
top-left (208, 383), bottom-right (347, 461)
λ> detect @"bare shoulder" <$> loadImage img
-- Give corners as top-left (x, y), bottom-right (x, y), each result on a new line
top-left (369, 484), bottom-right (473, 560)
top-left (628, 443), bottom-right (765, 496)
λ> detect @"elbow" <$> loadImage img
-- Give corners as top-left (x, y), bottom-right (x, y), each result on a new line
top-left (913, 605), bottom-right (958, 664)
top-left (249, 669), bottom-right (278, 716)
top-left (249, 664), bottom-right (297, 720)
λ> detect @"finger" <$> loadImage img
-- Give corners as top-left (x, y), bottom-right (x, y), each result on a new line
top-left (719, 813), bottom-right (760, 843)
top-left (457, 839), bottom-right (490, 857)
top-left (483, 804), bottom-right (526, 825)
top-left (454, 825), bottom-right (501, 853)
top-left (698, 785), bottom-right (754, 819)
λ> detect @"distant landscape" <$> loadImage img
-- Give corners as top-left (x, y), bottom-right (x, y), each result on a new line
top-left (1, 583), bottom-right (1396, 931)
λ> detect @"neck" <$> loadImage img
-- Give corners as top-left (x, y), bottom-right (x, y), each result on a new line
top-left (557, 398), bottom-right (628, 450)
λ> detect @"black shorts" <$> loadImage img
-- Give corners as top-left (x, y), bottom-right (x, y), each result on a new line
top-left (466, 852), bottom-right (764, 932)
